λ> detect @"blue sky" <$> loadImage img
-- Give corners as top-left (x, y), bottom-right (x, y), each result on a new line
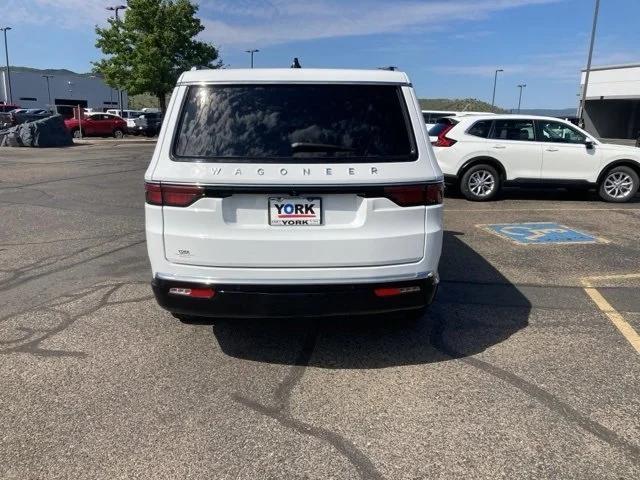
top-left (2, 0), bottom-right (639, 108)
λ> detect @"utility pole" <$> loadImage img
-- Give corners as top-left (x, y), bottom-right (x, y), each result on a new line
top-left (42, 75), bottom-right (54, 108)
top-left (578, 0), bottom-right (600, 127)
top-left (0, 27), bottom-right (12, 104)
top-left (245, 49), bottom-right (259, 68)
top-left (490, 68), bottom-right (503, 111)
top-left (517, 84), bottom-right (526, 113)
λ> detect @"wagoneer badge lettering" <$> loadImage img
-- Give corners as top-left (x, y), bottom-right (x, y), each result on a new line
top-left (208, 167), bottom-right (381, 177)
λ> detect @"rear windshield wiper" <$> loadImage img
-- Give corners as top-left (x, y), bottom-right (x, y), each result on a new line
top-left (291, 142), bottom-right (355, 153)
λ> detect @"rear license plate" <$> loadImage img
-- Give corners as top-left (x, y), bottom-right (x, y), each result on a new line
top-left (269, 197), bottom-right (322, 226)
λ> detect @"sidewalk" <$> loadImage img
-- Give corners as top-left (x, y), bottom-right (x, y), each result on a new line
top-left (72, 137), bottom-right (157, 146)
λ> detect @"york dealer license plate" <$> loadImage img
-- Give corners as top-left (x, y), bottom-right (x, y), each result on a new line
top-left (269, 197), bottom-right (322, 226)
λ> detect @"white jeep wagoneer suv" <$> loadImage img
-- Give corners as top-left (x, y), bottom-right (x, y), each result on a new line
top-left (145, 68), bottom-right (444, 319)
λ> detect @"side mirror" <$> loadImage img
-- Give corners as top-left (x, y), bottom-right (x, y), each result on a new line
top-left (585, 140), bottom-right (594, 150)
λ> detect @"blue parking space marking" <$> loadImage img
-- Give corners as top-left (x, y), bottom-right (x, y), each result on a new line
top-left (484, 222), bottom-right (601, 245)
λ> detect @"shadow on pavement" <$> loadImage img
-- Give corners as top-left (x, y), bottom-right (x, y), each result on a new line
top-left (208, 231), bottom-right (531, 368)
top-left (446, 187), bottom-right (640, 203)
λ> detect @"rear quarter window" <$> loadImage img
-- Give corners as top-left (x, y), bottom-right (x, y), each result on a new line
top-left (172, 84), bottom-right (417, 163)
top-left (466, 120), bottom-right (493, 138)
top-left (428, 120), bottom-right (457, 136)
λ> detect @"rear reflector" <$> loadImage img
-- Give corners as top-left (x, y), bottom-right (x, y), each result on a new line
top-left (383, 183), bottom-right (444, 206)
top-left (169, 286), bottom-right (215, 299)
top-left (145, 182), bottom-right (204, 207)
top-left (374, 286), bottom-right (421, 297)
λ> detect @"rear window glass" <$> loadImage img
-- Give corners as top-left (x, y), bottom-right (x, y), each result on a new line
top-left (467, 120), bottom-right (493, 138)
top-left (491, 119), bottom-right (535, 141)
top-left (173, 84), bottom-right (416, 162)
top-left (428, 120), bottom-right (456, 136)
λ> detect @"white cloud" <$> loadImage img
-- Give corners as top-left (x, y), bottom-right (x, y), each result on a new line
top-left (429, 49), bottom-right (640, 84)
top-left (1, 0), bottom-right (563, 47)
top-left (199, 0), bottom-right (563, 47)
top-left (1, 0), bottom-right (111, 28)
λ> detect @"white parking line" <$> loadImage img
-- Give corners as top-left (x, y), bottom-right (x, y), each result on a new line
top-left (447, 207), bottom-right (640, 212)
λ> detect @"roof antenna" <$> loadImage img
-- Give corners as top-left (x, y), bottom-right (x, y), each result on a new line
top-left (291, 57), bottom-right (302, 68)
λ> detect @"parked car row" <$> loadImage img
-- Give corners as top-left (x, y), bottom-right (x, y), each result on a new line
top-left (428, 114), bottom-right (640, 203)
top-left (63, 110), bottom-right (163, 139)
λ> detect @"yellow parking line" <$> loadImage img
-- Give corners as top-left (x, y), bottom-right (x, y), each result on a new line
top-left (582, 284), bottom-right (640, 355)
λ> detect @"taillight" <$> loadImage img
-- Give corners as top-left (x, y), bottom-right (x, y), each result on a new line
top-left (374, 285), bottom-right (421, 297)
top-left (432, 124), bottom-right (457, 147)
top-left (383, 183), bottom-right (444, 206)
top-left (145, 182), bottom-right (204, 207)
top-left (162, 184), bottom-right (205, 207)
top-left (169, 286), bottom-right (215, 299)
top-left (145, 182), bottom-right (162, 205)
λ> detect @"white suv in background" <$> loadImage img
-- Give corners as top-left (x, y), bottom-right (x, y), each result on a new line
top-left (422, 110), bottom-right (494, 131)
top-left (106, 109), bottom-right (143, 130)
top-left (431, 115), bottom-right (640, 202)
top-left (145, 68), bottom-right (443, 320)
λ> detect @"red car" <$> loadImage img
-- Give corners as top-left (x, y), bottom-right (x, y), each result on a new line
top-left (64, 113), bottom-right (127, 139)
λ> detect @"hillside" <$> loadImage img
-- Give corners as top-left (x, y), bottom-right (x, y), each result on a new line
top-left (518, 108), bottom-right (577, 117)
top-left (418, 98), bottom-right (506, 113)
top-left (11, 66), bottom-right (96, 77)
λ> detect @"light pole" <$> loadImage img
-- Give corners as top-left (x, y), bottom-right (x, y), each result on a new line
top-left (490, 68), bottom-right (503, 111)
top-left (578, 0), bottom-right (600, 127)
top-left (42, 74), bottom-right (54, 108)
top-left (106, 4), bottom-right (127, 20)
top-left (0, 27), bottom-right (12, 105)
top-left (245, 49), bottom-right (259, 68)
top-left (106, 5), bottom-right (127, 113)
top-left (517, 84), bottom-right (526, 113)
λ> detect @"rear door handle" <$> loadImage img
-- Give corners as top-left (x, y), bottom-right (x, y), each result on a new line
top-left (493, 145), bottom-right (506, 149)
top-left (546, 148), bottom-right (559, 152)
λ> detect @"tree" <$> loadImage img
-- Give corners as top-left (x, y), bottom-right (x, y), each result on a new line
top-left (94, 0), bottom-right (221, 112)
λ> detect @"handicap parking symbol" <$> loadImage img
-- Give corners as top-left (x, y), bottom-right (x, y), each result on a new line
top-left (484, 222), bottom-right (602, 245)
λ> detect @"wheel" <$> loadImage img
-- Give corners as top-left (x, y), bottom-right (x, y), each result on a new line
top-left (72, 128), bottom-right (83, 139)
top-left (113, 129), bottom-right (125, 139)
top-left (598, 166), bottom-right (639, 203)
top-left (460, 164), bottom-right (500, 201)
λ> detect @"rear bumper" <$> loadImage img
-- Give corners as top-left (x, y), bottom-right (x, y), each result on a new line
top-left (152, 275), bottom-right (438, 318)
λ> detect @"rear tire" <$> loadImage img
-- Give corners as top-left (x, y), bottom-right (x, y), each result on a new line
top-left (113, 129), bottom-right (124, 139)
top-left (598, 166), bottom-right (639, 203)
top-left (460, 164), bottom-right (500, 201)
top-left (72, 128), bottom-right (83, 139)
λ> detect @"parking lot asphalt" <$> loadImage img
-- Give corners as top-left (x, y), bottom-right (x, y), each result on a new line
top-left (1, 143), bottom-right (639, 479)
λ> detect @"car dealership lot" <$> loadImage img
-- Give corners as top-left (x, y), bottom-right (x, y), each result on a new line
top-left (0, 144), bottom-right (639, 479)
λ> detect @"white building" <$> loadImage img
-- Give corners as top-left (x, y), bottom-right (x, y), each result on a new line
top-left (0, 67), bottom-right (128, 115)
top-left (580, 63), bottom-right (640, 140)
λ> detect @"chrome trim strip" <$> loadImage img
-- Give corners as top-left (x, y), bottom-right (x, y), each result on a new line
top-left (155, 271), bottom-right (434, 286)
